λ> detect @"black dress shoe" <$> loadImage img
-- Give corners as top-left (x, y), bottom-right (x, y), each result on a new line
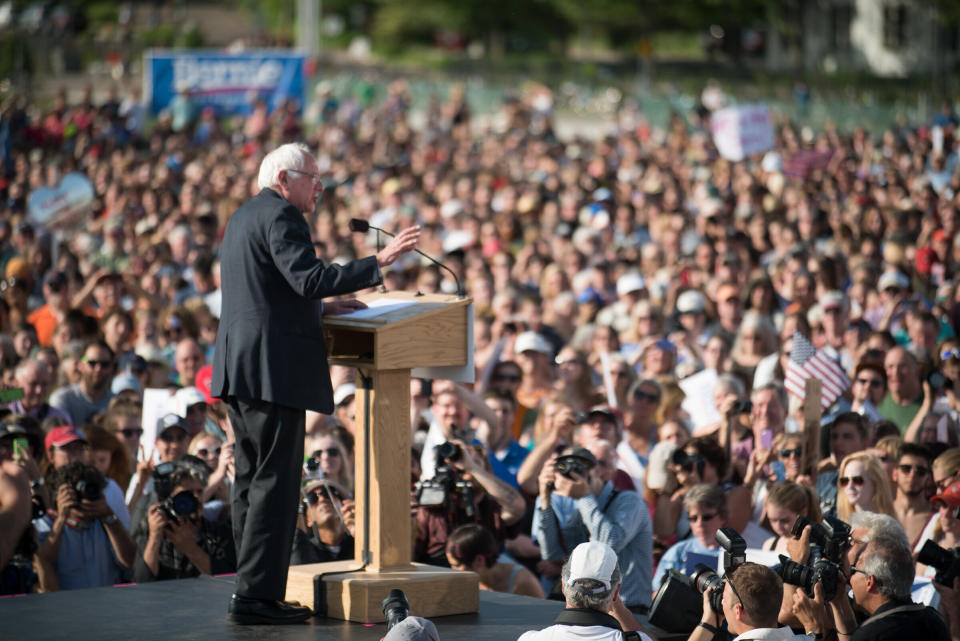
top-left (228, 594), bottom-right (313, 625)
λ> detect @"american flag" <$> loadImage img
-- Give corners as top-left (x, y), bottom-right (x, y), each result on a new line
top-left (785, 331), bottom-right (850, 411)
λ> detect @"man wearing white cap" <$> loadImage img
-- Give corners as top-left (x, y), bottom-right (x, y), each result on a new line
top-left (597, 273), bottom-right (647, 335)
top-left (517, 541), bottom-right (653, 641)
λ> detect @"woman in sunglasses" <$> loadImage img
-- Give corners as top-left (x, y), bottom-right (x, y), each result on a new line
top-left (836, 452), bottom-right (896, 521)
top-left (303, 431), bottom-right (353, 496)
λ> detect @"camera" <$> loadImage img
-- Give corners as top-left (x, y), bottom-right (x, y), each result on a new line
top-left (382, 588), bottom-right (409, 630)
top-left (792, 515), bottom-right (851, 564)
top-left (160, 490), bottom-right (200, 523)
top-left (917, 540), bottom-right (960, 588)
top-left (649, 528), bottom-right (746, 631)
top-left (692, 528), bottom-right (748, 614)
top-left (74, 479), bottom-right (102, 501)
top-left (731, 399), bottom-right (753, 415)
top-left (776, 515), bottom-right (851, 602)
top-left (671, 449), bottom-right (705, 476)
top-left (777, 555), bottom-right (840, 601)
top-left (554, 454), bottom-right (593, 480)
top-left (435, 441), bottom-right (462, 463)
top-left (152, 461), bottom-right (177, 500)
top-left (414, 464), bottom-right (476, 519)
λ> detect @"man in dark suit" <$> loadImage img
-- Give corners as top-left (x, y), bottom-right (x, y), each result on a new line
top-left (212, 142), bottom-right (419, 624)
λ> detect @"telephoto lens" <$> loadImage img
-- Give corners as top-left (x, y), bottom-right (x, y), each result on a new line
top-left (381, 589), bottom-right (409, 630)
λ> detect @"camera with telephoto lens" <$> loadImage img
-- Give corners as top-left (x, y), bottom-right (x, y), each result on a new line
top-left (917, 540), bottom-right (960, 588)
top-left (382, 589), bottom-right (409, 630)
top-left (554, 454), bottom-right (592, 480)
top-left (777, 554), bottom-right (840, 601)
top-left (649, 528), bottom-right (747, 632)
top-left (74, 478), bottom-right (102, 501)
top-left (160, 490), bottom-right (200, 524)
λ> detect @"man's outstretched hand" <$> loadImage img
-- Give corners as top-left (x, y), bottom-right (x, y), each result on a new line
top-left (376, 225), bottom-right (421, 267)
top-left (324, 299), bottom-right (368, 315)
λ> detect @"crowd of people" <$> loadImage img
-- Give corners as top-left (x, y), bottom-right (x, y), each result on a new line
top-left (1, 77), bottom-right (960, 640)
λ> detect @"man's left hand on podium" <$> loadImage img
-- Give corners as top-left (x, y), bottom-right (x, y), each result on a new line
top-left (324, 299), bottom-right (368, 315)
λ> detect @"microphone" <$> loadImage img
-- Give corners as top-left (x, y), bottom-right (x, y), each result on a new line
top-left (348, 218), bottom-right (465, 299)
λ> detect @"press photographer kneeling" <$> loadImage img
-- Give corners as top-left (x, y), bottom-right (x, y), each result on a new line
top-left (134, 463), bottom-right (235, 581)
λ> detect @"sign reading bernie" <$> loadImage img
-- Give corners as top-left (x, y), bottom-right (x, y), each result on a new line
top-left (710, 104), bottom-right (775, 162)
top-left (145, 50), bottom-right (305, 117)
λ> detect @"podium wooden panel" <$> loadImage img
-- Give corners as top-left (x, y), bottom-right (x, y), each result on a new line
top-left (286, 292), bottom-right (477, 622)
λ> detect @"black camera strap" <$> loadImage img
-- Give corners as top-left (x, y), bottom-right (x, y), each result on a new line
top-left (553, 608), bottom-right (642, 641)
top-left (859, 602), bottom-right (930, 629)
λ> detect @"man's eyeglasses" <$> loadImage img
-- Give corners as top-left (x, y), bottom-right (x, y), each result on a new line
top-left (855, 377), bottom-right (884, 389)
top-left (158, 431), bottom-right (189, 443)
top-left (312, 448), bottom-right (341, 458)
top-left (850, 566), bottom-right (880, 585)
top-left (120, 427), bottom-right (144, 438)
top-left (287, 168), bottom-right (324, 186)
top-left (839, 475), bottom-right (866, 487)
top-left (779, 447), bottom-right (803, 459)
top-left (897, 464), bottom-right (929, 477)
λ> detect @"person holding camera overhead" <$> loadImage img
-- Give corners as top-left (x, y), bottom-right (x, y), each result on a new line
top-left (688, 562), bottom-right (811, 641)
top-left (134, 463), bottom-right (235, 581)
top-left (534, 445), bottom-right (653, 617)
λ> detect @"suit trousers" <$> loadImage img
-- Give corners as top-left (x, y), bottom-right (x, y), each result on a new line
top-left (227, 396), bottom-right (305, 601)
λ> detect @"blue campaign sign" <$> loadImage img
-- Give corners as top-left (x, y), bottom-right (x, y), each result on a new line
top-left (145, 50), bottom-right (305, 117)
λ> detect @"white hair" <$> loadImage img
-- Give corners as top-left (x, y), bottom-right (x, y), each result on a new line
top-left (257, 143), bottom-right (312, 190)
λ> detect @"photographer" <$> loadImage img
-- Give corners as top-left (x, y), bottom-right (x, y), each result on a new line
top-left (846, 534), bottom-right (949, 641)
top-left (134, 463), bottom-right (235, 581)
top-left (414, 440), bottom-right (525, 566)
top-left (689, 562), bottom-right (809, 641)
top-left (34, 461), bottom-right (136, 590)
top-left (535, 446), bottom-right (653, 615)
top-left (291, 477), bottom-right (355, 564)
top-left (518, 541), bottom-right (653, 641)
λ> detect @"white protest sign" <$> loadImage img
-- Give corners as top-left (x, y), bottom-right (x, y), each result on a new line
top-left (710, 104), bottom-right (775, 162)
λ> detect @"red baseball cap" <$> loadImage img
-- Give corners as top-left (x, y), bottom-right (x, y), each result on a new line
top-left (931, 480), bottom-right (960, 507)
top-left (45, 426), bottom-right (86, 451)
top-left (193, 364), bottom-right (217, 405)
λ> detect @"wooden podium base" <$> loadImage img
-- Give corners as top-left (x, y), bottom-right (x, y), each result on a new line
top-left (286, 561), bottom-right (480, 623)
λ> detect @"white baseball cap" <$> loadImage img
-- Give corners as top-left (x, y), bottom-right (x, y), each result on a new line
top-left (566, 541), bottom-right (619, 591)
top-left (514, 331), bottom-right (552, 356)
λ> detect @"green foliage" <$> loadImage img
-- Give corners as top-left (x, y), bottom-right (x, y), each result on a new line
top-left (139, 24), bottom-right (178, 48)
top-left (81, 1), bottom-right (118, 25)
top-left (0, 34), bottom-right (31, 78)
top-left (179, 24), bottom-right (206, 48)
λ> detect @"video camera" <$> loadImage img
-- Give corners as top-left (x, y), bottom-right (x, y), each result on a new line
top-left (649, 528), bottom-right (747, 633)
top-left (776, 515), bottom-right (852, 602)
top-left (917, 540), bottom-right (960, 588)
top-left (160, 490), bottom-right (200, 524)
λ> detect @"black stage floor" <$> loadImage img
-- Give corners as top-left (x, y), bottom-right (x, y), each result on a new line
top-left (0, 574), bottom-right (566, 641)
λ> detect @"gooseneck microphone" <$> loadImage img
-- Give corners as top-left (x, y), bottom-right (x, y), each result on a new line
top-left (349, 218), bottom-right (465, 299)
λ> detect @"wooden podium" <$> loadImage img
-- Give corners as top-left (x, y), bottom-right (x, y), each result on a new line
top-left (285, 291), bottom-right (479, 622)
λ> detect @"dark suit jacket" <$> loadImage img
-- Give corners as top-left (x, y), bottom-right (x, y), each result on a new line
top-left (211, 188), bottom-right (381, 413)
